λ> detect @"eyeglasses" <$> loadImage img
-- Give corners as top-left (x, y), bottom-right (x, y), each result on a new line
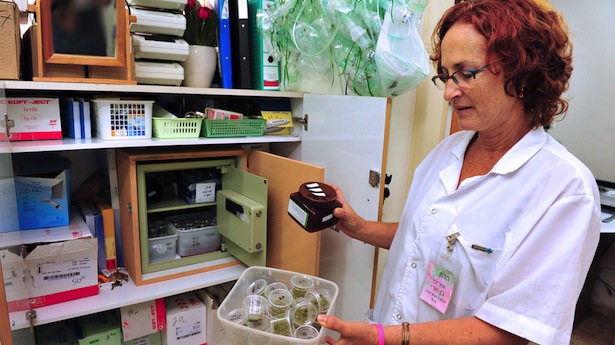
top-left (431, 65), bottom-right (489, 90)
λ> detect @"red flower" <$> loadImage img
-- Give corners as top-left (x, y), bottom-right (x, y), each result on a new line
top-left (198, 6), bottom-right (210, 20)
top-left (187, 0), bottom-right (197, 10)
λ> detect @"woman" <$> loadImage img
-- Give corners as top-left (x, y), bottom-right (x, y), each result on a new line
top-left (318, 0), bottom-right (601, 344)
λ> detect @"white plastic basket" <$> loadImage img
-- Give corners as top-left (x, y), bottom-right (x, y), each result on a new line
top-left (92, 100), bottom-right (154, 140)
top-left (218, 266), bottom-right (339, 345)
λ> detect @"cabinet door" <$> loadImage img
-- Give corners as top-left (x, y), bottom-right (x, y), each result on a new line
top-left (247, 150), bottom-right (325, 276)
top-left (301, 94), bottom-right (389, 321)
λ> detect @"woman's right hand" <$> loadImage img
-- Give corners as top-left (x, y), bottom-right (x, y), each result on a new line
top-left (332, 185), bottom-right (367, 239)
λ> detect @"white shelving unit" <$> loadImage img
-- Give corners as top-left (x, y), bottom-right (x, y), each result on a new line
top-left (2, 81), bottom-right (304, 332)
top-left (1, 81), bottom-right (390, 343)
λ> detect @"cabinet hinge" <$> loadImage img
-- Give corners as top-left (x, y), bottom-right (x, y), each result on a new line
top-left (2, 112), bottom-right (14, 139)
top-left (26, 309), bottom-right (37, 333)
top-left (293, 114), bottom-right (308, 131)
top-left (126, 202), bottom-right (133, 213)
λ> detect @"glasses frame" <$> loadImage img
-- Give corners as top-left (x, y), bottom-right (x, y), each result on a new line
top-left (431, 65), bottom-right (489, 89)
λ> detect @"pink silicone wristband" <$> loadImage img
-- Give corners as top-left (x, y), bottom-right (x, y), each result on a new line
top-left (372, 324), bottom-right (384, 345)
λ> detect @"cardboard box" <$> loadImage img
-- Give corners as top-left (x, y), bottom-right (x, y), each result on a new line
top-left (35, 320), bottom-right (79, 345)
top-left (0, 98), bottom-right (63, 141)
top-left (193, 289), bottom-right (226, 345)
top-left (122, 332), bottom-right (162, 345)
top-left (162, 292), bottom-right (206, 345)
top-left (0, 1), bottom-right (20, 80)
top-left (13, 153), bottom-right (71, 230)
top-left (204, 107), bottom-right (243, 120)
top-left (24, 238), bottom-right (99, 310)
top-left (76, 311), bottom-right (122, 345)
top-left (261, 110), bottom-right (293, 135)
top-left (120, 299), bottom-right (166, 341)
top-left (1, 247), bottom-right (29, 312)
top-left (2, 212), bottom-right (94, 312)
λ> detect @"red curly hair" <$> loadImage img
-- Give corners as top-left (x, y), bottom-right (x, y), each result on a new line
top-left (431, 0), bottom-right (573, 127)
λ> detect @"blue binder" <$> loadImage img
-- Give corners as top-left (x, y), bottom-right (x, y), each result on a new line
top-left (218, 0), bottom-right (233, 88)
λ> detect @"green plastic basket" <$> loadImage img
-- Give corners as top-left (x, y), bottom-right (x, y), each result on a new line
top-left (202, 119), bottom-right (266, 138)
top-left (152, 118), bottom-right (203, 139)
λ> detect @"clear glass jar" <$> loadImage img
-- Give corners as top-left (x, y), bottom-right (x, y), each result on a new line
top-left (290, 297), bottom-right (318, 326)
top-left (290, 274), bottom-right (314, 299)
top-left (268, 288), bottom-right (293, 318)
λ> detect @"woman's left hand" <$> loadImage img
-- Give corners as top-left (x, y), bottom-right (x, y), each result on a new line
top-left (317, 314), bottom-right (379, 345)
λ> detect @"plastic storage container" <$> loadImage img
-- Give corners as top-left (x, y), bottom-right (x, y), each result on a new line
top-left (202, 119), bottom-right (266, 138)
top-left (152, 117), bottom-right (203, 139)
top-left (147, 220), bottom-right (177, 263)
top-left (218, 266), bottom-right (339, 345)
top-left (92, 100), bottom-right (154, 139)
top-left (166, 212), bottom-right (220, 256)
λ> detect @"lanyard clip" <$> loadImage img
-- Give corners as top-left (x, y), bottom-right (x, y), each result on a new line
top-left (446, 232), bottom-right (460, 252)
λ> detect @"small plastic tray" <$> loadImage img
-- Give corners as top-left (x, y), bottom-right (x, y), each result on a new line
top-left (218, 266), bottom-right (339, 345)
top-left (152, 117), bottom-right (203, 139)
top-left (147, 220), bottom-right (177, 263)
top-left (202, 119), bottom-right (266, 138)
top-left (165, 212), bottom-right (220, 257)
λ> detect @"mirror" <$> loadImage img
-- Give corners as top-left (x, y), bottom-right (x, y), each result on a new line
top-left (40, 0), bottom-right (127, 67)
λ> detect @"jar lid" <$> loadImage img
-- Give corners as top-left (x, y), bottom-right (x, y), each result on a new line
top-left (297, 182), bottom-right (338, 209)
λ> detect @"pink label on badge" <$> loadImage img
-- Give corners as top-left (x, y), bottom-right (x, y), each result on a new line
top-left (419, 259), bottom-right (457, 314)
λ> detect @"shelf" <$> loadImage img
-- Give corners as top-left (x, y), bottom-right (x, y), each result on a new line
top-left (1, 81), bottom-right (304, 99)
top-left (9, 261), bottom-right (246, 330)
top-left (7, 135), bottom-right (301, 154)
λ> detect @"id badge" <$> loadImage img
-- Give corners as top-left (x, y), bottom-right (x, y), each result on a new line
top-left (419, 248), bottom-right (461, 314)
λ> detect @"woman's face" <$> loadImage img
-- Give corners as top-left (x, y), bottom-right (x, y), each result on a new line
top-left (440, 23), bottom-right (525, 133)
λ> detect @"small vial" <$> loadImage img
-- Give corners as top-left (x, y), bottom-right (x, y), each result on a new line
top-left (290, 274), bottom-right (314, 299)
top-left (290, 298), bottom-right (318, 326)
top-left (270, 314), bottom-right (293, 337)
top-left (224, 308), bottom-right (247, 326)
top-left (264, 281), bottom-right (288, 298)
top-left (268, 289), bottom-right (293, 318)
top-left (305, 288), bottom-right (332, 313)
top-left (242, 295), bottom-right (269, 321)
top-left (294, 324), bottom-right (320, 339)
top-left (247, 278), bottom-right (269, 296)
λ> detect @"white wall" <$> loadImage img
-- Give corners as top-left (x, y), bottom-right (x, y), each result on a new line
top-left (549, 0), bottom-right (615, 312)
top-left (548, 0), bottom-right (615, 183)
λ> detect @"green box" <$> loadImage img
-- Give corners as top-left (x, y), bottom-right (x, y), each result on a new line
top-left (77, 311), bottom-right (122, 345)
top-left (121, 332), bottom-right (162, 345)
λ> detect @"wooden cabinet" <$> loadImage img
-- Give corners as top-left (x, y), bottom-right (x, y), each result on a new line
top-left (0, 81), bottom-right (389, 344)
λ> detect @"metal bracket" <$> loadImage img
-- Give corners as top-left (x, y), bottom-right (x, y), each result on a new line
top-left (293, 114), bottom-right (308, 131)
top-left (369, 170), bottom-right (380, 187)
top-left (2, 112), bottom-right (14, 139)
top-left (26, 309), bottom-right (37, 333)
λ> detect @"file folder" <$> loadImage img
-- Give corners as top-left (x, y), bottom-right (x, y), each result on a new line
top-left (218, 0), bottom-right (233, 88)
top-left (230, 0), bottom-right (252, 88)
top-left (248, 0), bottom-right (279, 90)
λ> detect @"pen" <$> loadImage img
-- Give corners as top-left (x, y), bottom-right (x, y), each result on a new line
top-left (471, 244), bottom-right (493, 254)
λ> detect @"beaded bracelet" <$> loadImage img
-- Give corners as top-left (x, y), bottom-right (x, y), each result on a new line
top-left (402, 322), bottom-right (410, 345)
top-left (372, 324), bottom-right (384, 345)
